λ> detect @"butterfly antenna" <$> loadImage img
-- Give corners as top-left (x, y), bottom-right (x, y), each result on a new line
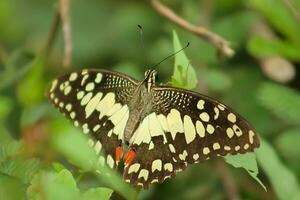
top-left (138, 25), bottom-right (148, 64)
top-left (138, 25), bottom-right (145, 49)
top-left (152, 42), bottom-right (190, 69)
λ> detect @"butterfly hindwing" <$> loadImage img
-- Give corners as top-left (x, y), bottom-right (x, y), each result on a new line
top-left (123, 135), bottom-right (187, 188)
top-left (48, 69), bottom-right (138, 168)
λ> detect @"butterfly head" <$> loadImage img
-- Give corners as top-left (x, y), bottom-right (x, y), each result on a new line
top-left (144, 69), bottom-right (157, 92)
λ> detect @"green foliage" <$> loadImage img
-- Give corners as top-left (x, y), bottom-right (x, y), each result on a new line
top-left (171, 30), bottom-right (197, 89)
top-left (276, 128), bottom-right (300, 159)
top-left (213, 11), bottom-right (257, 49)
top-left (0, 131), bottom-right (40, 185)
top-left (0, 174), bottom-right (26, 200)
top-left (49, 120), bottom-right (98, 171)
top-left (248, 0), bottom-right (300, 44)
top-left (17, 55), bottom-right (46, 107)
top-left (256, 139), bottom-right (300, 200)
top-left (0, 140), bottom-right (21, 163)
top-left (201, 69), bottom-right (232, 92)
top-left (27, 170), bottom-right (80, 200)
top-left (0, 158), bottom-right (40, 184)
top-left (247, 36), bottom-right (300, 61)
top-left (257, 82), bottom-right (300, 124)
top-left (171, 31), bottom-right (264, 190)
top-left (247, 0), bottom-right (300, 61)
top-left (20, 103), bottom-right (50, 128)
top-left (0, 96), bottom-right (13, 121)
top-left (49, 118), bottom-right (137, 200)
top-left (0, 49), bottom-right (34, 90)
top-left (0, 131), bottom-right (41, 200)
top-left (81, 188), bottom-right (113, 200)
top-left (1, 1), bottom-right (300, 200)
top-left (27, 169), bottom-right (113, 200)
top-left (225, 153), bottom-right (266, 190)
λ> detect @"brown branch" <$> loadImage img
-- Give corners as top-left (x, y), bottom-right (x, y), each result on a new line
top-left (215, 159), bottom-right (240, 200)
top-left (59, 0), bottom-right (72, 68)
top-left (45, 10), bottom-right (61, 57)
top-left (149, 0), bottom-right (234, 57)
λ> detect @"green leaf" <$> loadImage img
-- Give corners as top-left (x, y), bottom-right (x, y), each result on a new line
top-left (27, 170), bottom-right (113, 200)
top-left (49, 118), bottom-right (137, 199)
top-left (172, 30), bottom-right (197, 89)
top-left (247, 36), bottom-right (300, 61)
top-left (225, 153), bottom-right (266, 190)
top-left (248, 0), bottom-right (300, 44)
top-left (0, 96), bottom-right (13, 121)
top-left (81, 187), bottom-right (113, 200)
top-left (50, 120), bottom-right (98, 171)
top-left (0, 140), bottom-right (21, 163)
top-left (0, 49), bottom-right (34, 90)
top-left (52, 162), bottom-right (66, 173)
top-left (27, 170), bottom-right (80, 200)
top-left (0, 158), bottom-right (40, 184)
top-left (256, 139), bottom-right (300, 200)
top-left (257, 82), bottom-right (300, 124)
top-left (45, 169), bottom-right (80, 200)
top-left (276, 128), bottom-right (300, 159)
top-left (0, 173), bottom-right (26, 200)
top-left (17, 54), bottom-right (46, 107)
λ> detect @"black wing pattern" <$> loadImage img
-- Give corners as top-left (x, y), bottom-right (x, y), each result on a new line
top-left (48, 69), bottom-right (138, 169)
top-left (123, 86), bottom-right (259, 188)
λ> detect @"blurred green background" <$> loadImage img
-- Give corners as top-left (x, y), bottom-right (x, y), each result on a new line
top-left (1, 0), bottom-right (300, 200)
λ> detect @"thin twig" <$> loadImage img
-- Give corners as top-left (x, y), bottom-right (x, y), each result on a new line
top-left (59, 0), bottom-right (72, 68)
top-left (45, 9), bottom-right (61, 57)
top-left (149, 0), bottom-right (234, 57)
top-left (215, 159), bottom-right (240, 200)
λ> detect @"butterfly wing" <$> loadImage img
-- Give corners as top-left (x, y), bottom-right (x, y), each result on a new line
top-left (48, 69), bottom-right (138, 168)
top-left (123, 86), bottom-right (259, 188)
top-left (123, 134), bottom-right (187, 188)
top-left (152, 86), bottom-right (260, 162)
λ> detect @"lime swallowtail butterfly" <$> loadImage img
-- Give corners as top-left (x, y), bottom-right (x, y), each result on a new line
top-left (48, 68), bottom-right (260, 189)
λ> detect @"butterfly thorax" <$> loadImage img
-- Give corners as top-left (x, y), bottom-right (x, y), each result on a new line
top-left (124, 70), bottom-right (156, 144)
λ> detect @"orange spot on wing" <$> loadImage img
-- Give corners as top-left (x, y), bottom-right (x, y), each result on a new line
top-left (115, 146), bottom-right (123, 162)
top-left (124, 149), bottom-right (136, 166)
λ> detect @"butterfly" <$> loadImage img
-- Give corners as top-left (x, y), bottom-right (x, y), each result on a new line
top-left (48, 68), bottom-right (260, 189)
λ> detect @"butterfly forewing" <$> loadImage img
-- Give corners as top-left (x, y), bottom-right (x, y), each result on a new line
top-left (48, 69), bottom-right (138, 168)
top-left (152, 86), bottom-right (260, 161)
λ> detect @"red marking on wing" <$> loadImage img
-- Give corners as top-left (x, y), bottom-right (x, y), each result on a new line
top-left (124, 148), bottom-right (136, 166)
top-left (115, 146), bottom-right (123, 163)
